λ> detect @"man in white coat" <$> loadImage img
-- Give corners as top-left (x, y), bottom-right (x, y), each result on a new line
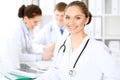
top-left (32, 2), bottom-right (68, 60)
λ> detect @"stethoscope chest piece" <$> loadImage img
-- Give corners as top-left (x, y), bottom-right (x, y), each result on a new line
top-left (69, 69), bottom-right (76, 77)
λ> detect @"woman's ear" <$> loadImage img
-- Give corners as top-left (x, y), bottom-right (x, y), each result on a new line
top-left (85, 17), bottom-right (89, 25)
top-left (23, 16), bottom-right (29, 24)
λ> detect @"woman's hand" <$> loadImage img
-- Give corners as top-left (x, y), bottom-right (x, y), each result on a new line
top-left (41, 43), bottom-right (55, 60)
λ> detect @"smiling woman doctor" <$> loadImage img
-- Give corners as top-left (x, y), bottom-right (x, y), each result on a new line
top-left (36, 1), bottom-right (120, 80)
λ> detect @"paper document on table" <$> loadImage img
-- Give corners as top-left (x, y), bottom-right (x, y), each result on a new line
top-left (25, 61), bottom-right (52, 72)
top-left (1, 72), bottom-right (33, 80)
top-left (32, 61), bottom-right (52, 71)
top-left (9, 69), bottom-right (39, 79)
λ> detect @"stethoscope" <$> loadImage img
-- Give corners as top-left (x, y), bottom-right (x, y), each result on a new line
top-left (58, 36), bottom-right (90, 77)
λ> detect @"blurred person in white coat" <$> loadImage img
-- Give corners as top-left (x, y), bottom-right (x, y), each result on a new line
top-left (32, 2), bottom-right (68, 60)
top-left (35, 1), bottom-right (120, 80)
top-left (9, 4), bottom-right (42, 63)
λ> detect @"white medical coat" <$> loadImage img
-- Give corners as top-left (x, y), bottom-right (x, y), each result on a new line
top-left (9, 20), bottom-right (39, 62)
top-left (36, 36), bottom-right (120, 80)
top-left (32, 20), bottom-right (69, 53)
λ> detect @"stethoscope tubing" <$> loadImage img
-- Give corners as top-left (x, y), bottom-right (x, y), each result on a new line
top-left (58, 37), bottom-right (90, 69)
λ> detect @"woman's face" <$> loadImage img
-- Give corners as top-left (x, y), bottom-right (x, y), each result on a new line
top-left (24, 15), bottom-right (41, 30)
top-left (64, 6), bottom-right (88, 34)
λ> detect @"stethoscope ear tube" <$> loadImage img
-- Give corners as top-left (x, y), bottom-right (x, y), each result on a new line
top-left (58, 39), bottom-right (67, 53)
top-left (57, 36), bottom-right (90, 77)
top-left (73, 39), bottom-right (90, 68)
top-left (58, 33), bottom-right (70, 53)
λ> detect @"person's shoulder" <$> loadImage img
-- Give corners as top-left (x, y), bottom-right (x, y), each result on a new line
top-left (89, 38), bottom-right (110, 53)
top-left (90, 38), bottom-right (105, 47)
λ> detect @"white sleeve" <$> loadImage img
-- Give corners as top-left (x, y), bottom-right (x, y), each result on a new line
top-left (32, 24), bottom-right (50, 53)
top-left (32, 24), bottom-right (49, 45)
top-left (19, 53), bottom-right (40, 62)
top-left (35, 68), bottom-right (59, 80)
top-left (32, 43), bottom-right (45, 53)
top-left (95, 42), bottom-right (120, 80)
top-left (35, 66), bottom-right (70, 80)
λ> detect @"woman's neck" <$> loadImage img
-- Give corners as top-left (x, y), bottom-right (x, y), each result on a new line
top-left (70, 31), bottom-right (87, 52)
